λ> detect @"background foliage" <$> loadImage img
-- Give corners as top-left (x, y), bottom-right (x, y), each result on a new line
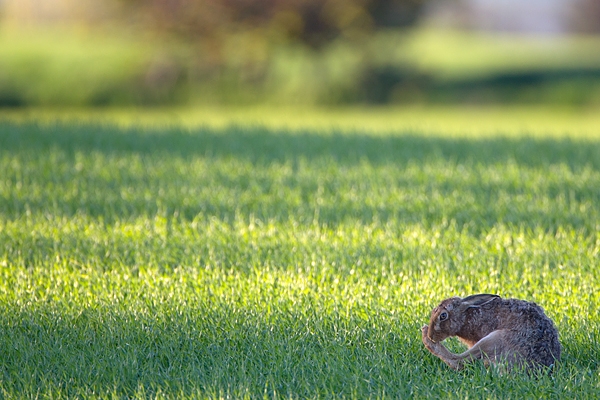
top-left (1, 0), bottom-right (600, 106)
top-left (117, 0), bottom-right (427, 48)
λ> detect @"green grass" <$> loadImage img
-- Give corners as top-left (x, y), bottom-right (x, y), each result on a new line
top-left (0, 107), bottom-right (599, 398)
top-left (0, 27), bottom-right (185, 106)
top-left (401, 29), bottom-right (600, 79)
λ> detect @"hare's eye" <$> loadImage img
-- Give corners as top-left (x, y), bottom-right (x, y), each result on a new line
top-left (439, 312), bottom-right (448, 321)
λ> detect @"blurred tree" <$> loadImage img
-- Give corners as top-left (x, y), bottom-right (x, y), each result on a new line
top-left (117, 0), bottom-right (426, 48)
top-left (111, 0), bottom-right (429, 105)
top-left (570, 0), bottom-right (600, 33)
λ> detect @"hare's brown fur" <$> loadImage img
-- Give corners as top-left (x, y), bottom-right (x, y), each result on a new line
top-left (422, 294), bottom-right (561, 372)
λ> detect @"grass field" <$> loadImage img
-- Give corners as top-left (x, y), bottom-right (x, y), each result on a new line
top-left (0, 107), bottom-right (599, 398)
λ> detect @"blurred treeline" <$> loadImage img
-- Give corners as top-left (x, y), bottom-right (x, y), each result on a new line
top-left (118, 0), bottom-right (425, 48)
top-left (1, 0), bottom-right (600, 107)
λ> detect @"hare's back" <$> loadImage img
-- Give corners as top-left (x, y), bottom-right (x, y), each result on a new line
top-left (499, 299), bottom-right (561, 367)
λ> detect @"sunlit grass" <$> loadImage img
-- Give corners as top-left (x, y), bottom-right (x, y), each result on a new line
top-left (2, 105), bottom-right (600, 137)
top-left (0, 108), bottom-right (599, 397)
top-left (0, 26), bottom-right (182, 106)
top-left (402, 28), bottom-right (600, 79)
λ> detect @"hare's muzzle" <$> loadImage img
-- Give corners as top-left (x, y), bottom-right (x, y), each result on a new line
top-left (426, 326), bottom-right (438, 343)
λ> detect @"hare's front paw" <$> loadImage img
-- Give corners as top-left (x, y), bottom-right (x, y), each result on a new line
top-left (421, 325), bottom-right (443, 357)
top-left (422, 325), bottom-right (440, 354)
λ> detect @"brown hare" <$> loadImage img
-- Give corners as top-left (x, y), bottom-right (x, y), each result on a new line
top-left (422, 294), bottom-right (561, 372)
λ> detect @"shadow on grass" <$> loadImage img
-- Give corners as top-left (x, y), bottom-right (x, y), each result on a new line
top-left (0, 120), bottom-right (599, 170)
top-left (1, 121), bottom-right (599, 233)
top-left (0, 304), bottom-right (420, 398)
top-left (0, 301), bottom-right (587, 397)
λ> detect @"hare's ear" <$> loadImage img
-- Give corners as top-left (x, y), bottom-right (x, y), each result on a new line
top-left (461, 294), bottom-right (500, 309)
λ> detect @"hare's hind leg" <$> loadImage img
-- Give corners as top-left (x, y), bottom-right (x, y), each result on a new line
top-left (422, 327), bottom-right (509, 371)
